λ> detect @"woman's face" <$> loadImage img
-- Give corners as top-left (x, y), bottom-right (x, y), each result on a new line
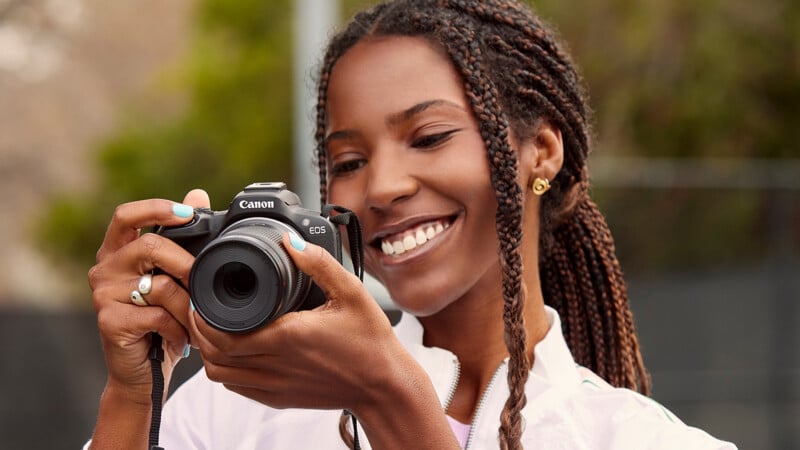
top-left (324, 36), bottom-right (504, 317)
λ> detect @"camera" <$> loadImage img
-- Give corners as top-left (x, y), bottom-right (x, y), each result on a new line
top-left (156, 182), bottom-right (341, 332)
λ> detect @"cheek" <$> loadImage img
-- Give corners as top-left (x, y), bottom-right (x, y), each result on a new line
top-left (327, 181), bottom-right (363, 212)
top-left (442, 140), bottom-right (494, 199)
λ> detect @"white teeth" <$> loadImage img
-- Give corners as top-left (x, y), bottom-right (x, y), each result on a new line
top-left (379, 219), bottom-right (450, 257)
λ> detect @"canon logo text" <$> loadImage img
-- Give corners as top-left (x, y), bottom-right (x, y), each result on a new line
top-left (239, 200), bottom-right (275, 209)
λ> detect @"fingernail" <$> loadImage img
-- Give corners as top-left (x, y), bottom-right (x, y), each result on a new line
top-left (183, 345), bottom-right (191, 359)
top-left (173, 203), bottom-right (194, 218)
top-left (289, 232), bottom-right (306, 251)
top-left (189, 299), bottom-right (196, 312)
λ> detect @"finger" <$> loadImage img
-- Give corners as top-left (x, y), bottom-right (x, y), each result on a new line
top-left (127, 274), bottom-right (193, 330)
top-left (281, 233), bottom-right (365, 306)
top-left (97, 302), bottom-right (190, 357)
top-left (190, 303), bottom-right (320, 359)
top-left (223, 385), bottom-right (288, 409)
top-left (186, 305), bottom-right (226, 353)
top-left (219, 378), bottom-right (306, 410)
top-left (97, 199), bottom-right (196, 263)
top-left (182, 189), bottom-right (211, 209)
top-left (204, 362), bottom-right (308, 404)
top-left (91, 234), bottom-right (196, 289)
top-left (220, 377), bottom-right (342, 410)
top-left (190, 309), bottom-right (282, 359)
top-left (138, 306), bottom-right (191, 359)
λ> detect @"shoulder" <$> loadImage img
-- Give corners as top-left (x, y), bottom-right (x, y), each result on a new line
top-left (515, 306), bottom-right (737, 449)
top-left (522, 365), bottom-right (737, 450)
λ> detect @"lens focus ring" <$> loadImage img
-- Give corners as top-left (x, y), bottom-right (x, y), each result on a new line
top-left (189, 218), bottom-right (310, 332)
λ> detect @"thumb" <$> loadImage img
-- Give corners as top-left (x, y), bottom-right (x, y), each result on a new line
top-left (182, 189), bottom-right (211, 209)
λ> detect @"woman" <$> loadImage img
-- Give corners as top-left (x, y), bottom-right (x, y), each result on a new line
top-left (85, 0), bottom-right (736, 448)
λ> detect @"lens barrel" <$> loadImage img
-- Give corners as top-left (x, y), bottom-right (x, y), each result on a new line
top-left (189, 218), bottom-right (309, 332)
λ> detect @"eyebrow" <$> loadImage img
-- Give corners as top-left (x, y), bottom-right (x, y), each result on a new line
top-left (325, 129), bottom-right (359, 145)
top-left (325, 99), bottom-right (467, 145)
top-left (386, 99), bottom-right (467, 127)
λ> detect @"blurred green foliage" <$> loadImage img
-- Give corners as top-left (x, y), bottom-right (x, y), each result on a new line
top-left (528, 0), bottom-right (800, 271)
top-left (39, 0), bottom-right (296, 272)
top-left (534, 0), bottom-right (800, 159)
top-left (39, 0), bottom-right (799, 280)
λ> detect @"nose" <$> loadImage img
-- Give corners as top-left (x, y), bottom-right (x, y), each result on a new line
top-left (365, 146), bottom-right (418, 212)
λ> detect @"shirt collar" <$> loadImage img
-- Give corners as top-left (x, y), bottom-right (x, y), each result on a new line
top-left (393, 305), bottom-right (581, 389)
top-left (530, 305), bottom-right (582, 389)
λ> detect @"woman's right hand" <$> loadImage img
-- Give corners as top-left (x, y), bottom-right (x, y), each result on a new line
top-left (88, 190), bottom-right (209, 402)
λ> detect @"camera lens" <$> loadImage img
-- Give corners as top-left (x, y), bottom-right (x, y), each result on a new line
top-left (214, 262), bottom-right (257, 306)
top-left (189, 218), bottom-right (310, 332)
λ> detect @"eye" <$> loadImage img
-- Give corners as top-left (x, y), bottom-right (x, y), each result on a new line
top-left (330, 158), bottom-right (366, 177)
top-left (411, 130), bottom-right (459, 149)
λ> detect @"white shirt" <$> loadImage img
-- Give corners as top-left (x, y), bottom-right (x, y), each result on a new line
top-left (85, 306), bottom-right (737, 449)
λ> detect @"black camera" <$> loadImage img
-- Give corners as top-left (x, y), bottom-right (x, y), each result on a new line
top-left (156, 182), bottom-right (341, 332)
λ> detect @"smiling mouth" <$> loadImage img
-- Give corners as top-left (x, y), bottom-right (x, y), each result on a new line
top-left (374, 217), bottom-right (454, 257)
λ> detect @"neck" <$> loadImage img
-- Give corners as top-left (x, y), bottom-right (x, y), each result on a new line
top-left (417, 266), bottom-right (550, 422)
top-left (419, 286), bottom-right (508, 375)
top-left (419, 282), bottom-right (549, 371)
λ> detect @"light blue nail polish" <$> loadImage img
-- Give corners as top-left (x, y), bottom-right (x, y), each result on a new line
top-left (189, 299), bottom-right (196, 312)
top-left (173, 203), bottom-right (194, 218)
top-left (183, 345), bottom-right (191, 359)
top-left (289, 232), bottom-right (306, 251)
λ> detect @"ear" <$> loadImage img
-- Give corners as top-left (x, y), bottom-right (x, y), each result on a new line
top-left (515, 123), bottom-right (564, 191)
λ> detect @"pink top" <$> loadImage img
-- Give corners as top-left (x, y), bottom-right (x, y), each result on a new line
top-left (446, 415), bottom-right (471, 449)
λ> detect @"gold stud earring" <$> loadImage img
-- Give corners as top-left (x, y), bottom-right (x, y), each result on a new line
top-left (531, 177), bottom-right (550, 196)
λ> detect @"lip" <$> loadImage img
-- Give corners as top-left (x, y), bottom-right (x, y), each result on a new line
top-left (368, 212), bottom-right (461, 267)
top-left (368, 213), bottom-right (457, 242)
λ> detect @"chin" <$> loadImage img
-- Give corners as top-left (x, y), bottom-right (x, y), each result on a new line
top-left (383, 285), bottom-right (457, 318)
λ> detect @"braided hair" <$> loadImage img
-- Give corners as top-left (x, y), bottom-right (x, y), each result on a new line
top-left (314, 1), bottom-right (650, 448)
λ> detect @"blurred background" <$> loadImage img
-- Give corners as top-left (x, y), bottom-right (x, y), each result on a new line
top-left (0, 0), bottom-right (797, 448)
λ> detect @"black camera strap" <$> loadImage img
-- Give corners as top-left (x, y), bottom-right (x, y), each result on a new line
top-left (146, 204), bottom-right (365, 450)
top-left (148, 332), bottom-right (165, 450)
top-left (321, 204), bottom-right (365, 282)
top-left (322, 204), bottom-right (365, 450)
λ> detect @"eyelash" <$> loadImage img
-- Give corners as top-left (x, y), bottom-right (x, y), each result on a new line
top-left (329, 130), bottom-right (459, 177)
top-left (329, 159), bottom-right (365, 177)
top-left (411, 130), bottom-right (458, 149)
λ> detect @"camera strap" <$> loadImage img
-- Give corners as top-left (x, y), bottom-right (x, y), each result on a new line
top-left (148, 332), bottom-right (165, 450)
top-left (321, 204), bottom-right (365, 282)
top-left (322, 204), bottom-right (365, 450)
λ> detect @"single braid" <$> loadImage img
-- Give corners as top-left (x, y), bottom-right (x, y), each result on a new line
top-left (434, 16), bottom-right (529, 449)
top-left (315, 58), bottom-right (332, 203)
top-left (314, 1), bottom-right (651, 447)
top-left (569, 218), bottom-right (607, 377)
top-left (445, 0), bottom-right (650, 394)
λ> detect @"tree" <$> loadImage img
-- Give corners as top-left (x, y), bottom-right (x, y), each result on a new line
top-left (39, 0), bottom-right (297, 272)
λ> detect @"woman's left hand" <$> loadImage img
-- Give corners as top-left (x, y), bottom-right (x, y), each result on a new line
top-left (188, 232), bottom-right (405, 413)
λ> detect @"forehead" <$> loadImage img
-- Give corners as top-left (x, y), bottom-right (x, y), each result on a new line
top-left (325, 36), bottom-right (468, 129)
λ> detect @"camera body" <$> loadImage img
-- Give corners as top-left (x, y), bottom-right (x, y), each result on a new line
top-left (156, 182), bottom-right (341, 332)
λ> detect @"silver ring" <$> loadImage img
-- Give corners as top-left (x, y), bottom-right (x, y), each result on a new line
top-left (130, 290), bottom-right (148, 306)
top-left (137, 273), bottom-right (153, 295)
